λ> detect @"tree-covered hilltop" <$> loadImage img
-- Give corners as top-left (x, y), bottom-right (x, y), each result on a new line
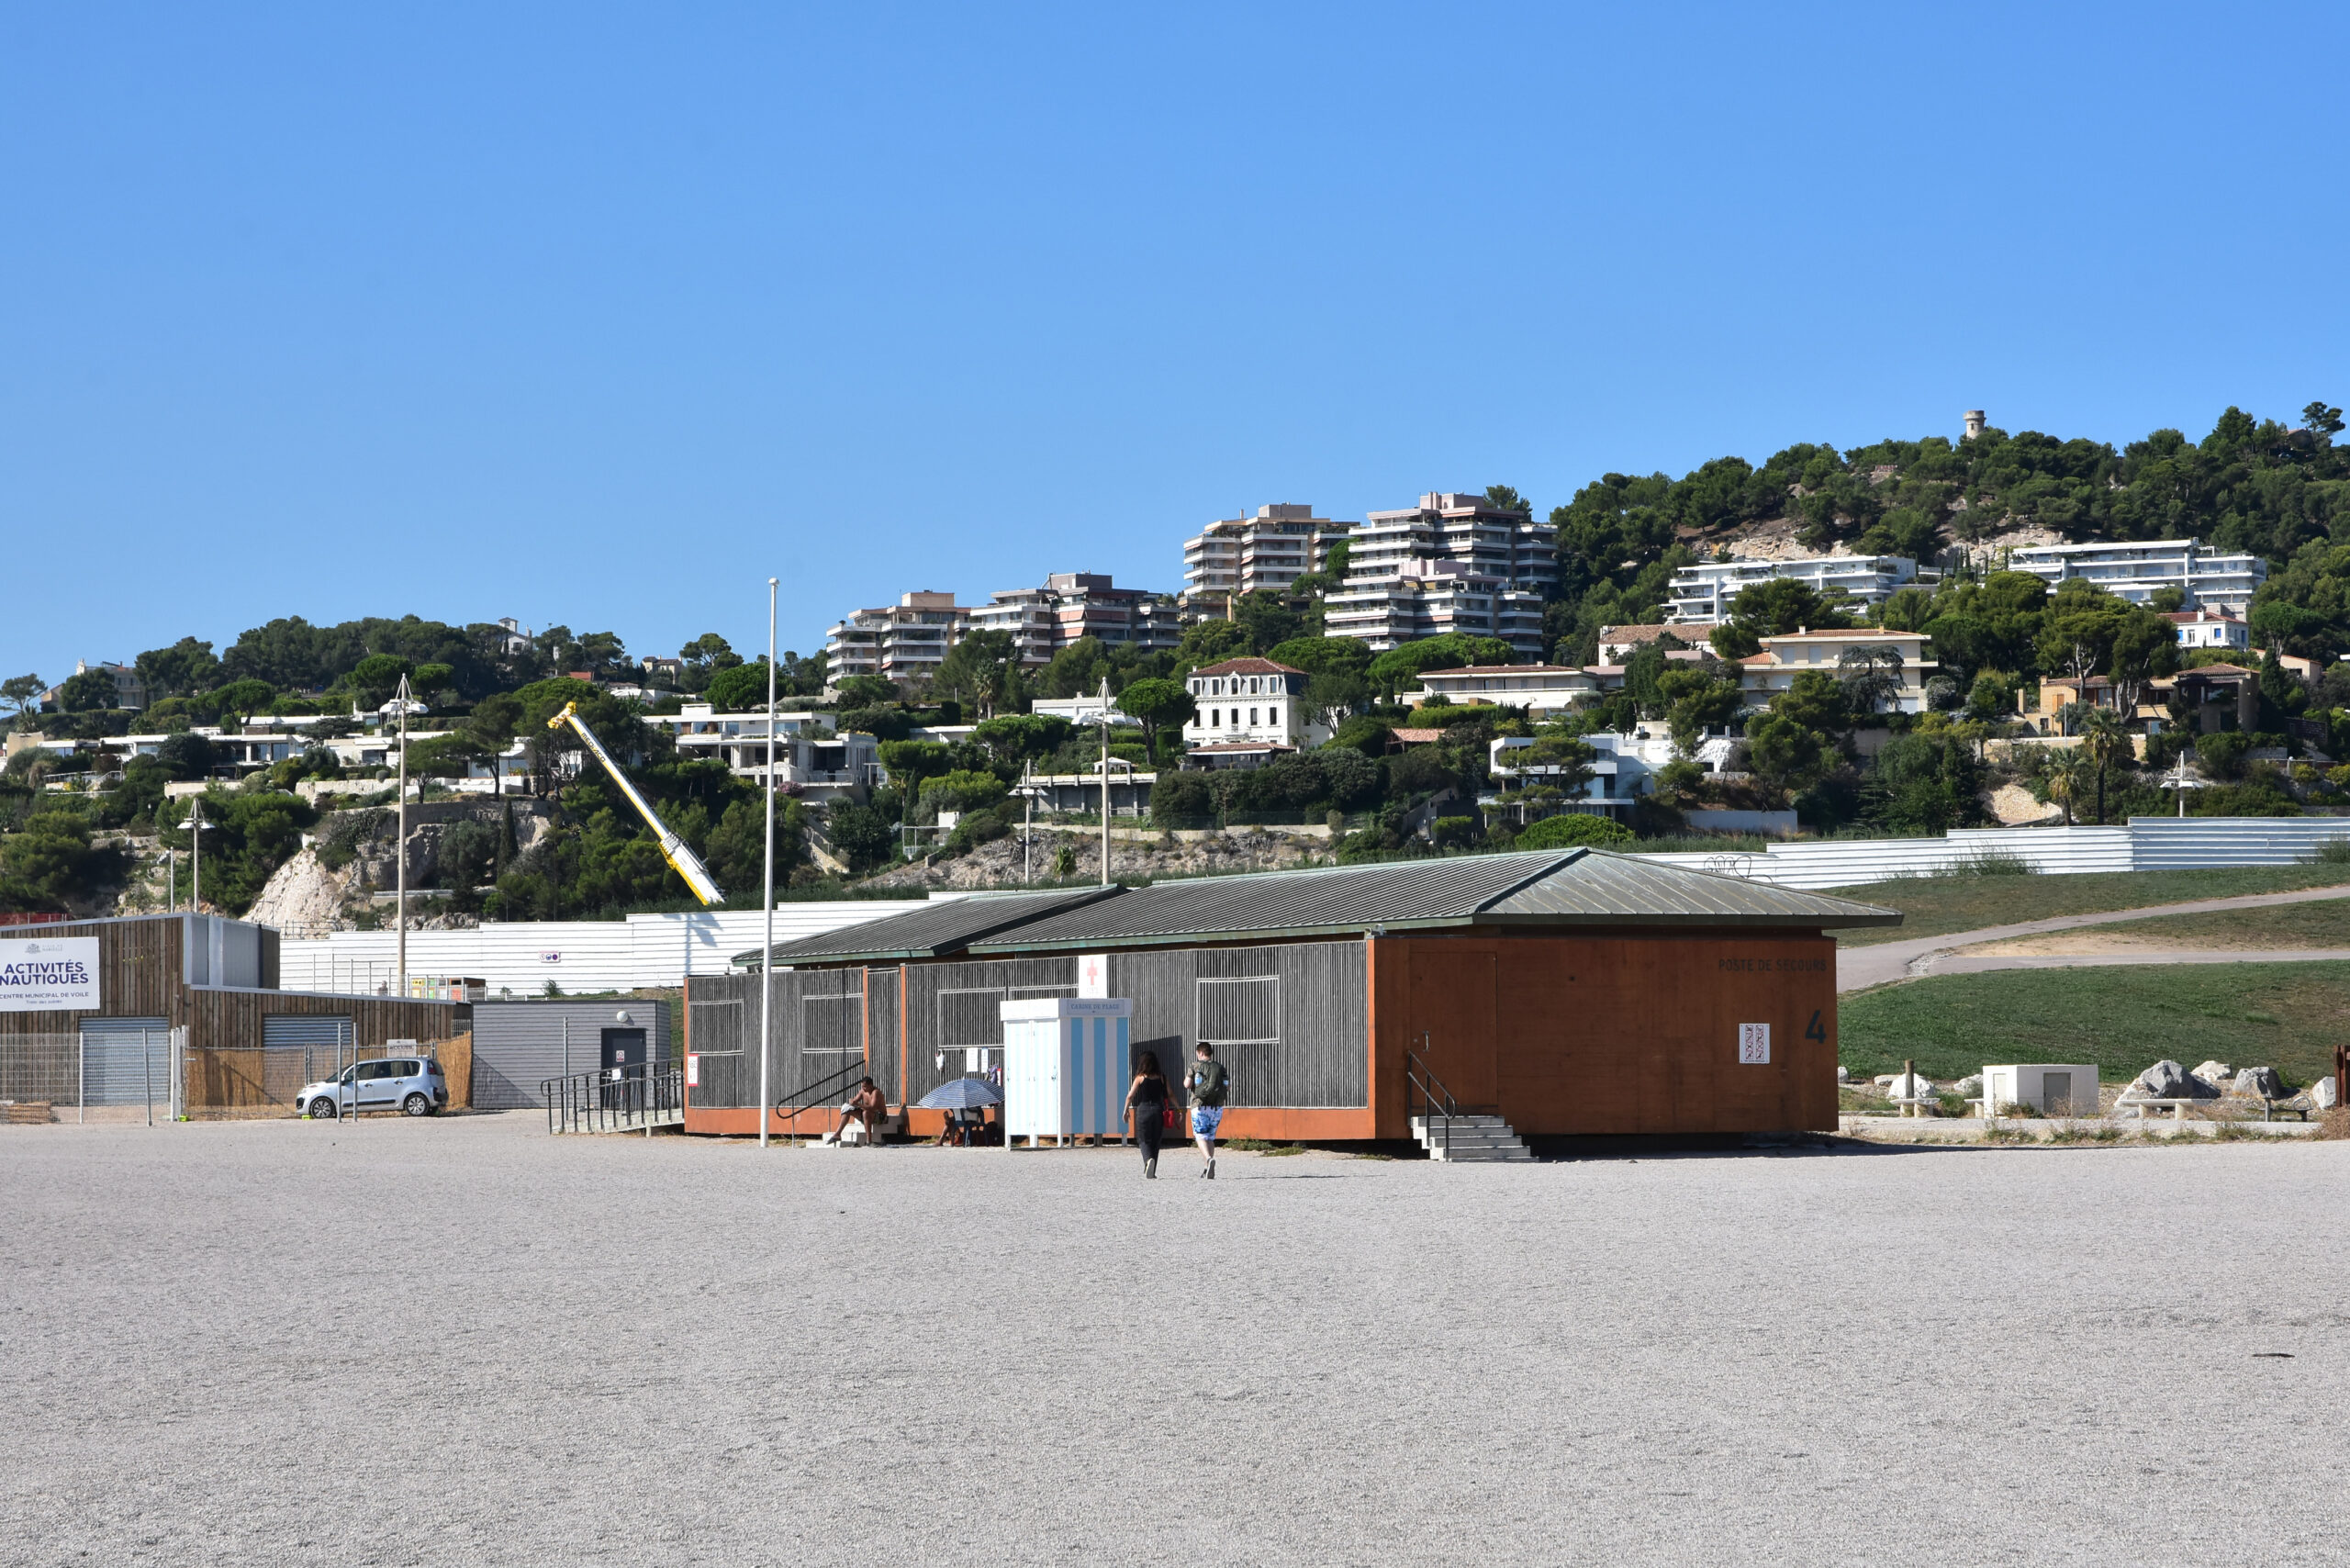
top-left (1544, 401), bottom-right (2349, 661)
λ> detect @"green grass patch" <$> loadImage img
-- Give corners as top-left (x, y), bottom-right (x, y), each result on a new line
top-left (1838, 961), bottom-right (2350, 1086)
top-left (1832, 867), bottom-right (2350, 946)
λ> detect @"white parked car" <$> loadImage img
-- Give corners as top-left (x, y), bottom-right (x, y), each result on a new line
top-left (298, 1058), bottom-right (448, 1119)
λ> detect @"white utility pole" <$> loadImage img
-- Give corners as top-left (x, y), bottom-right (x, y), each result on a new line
top-left (188, 803), bottom-right (204, 911)
top-left (395, 674), bottom-right (412, 998)
top-left (759, 578), bottom-right (778, 1148)
top-left (1098, 678), bottom-right (1112, 887)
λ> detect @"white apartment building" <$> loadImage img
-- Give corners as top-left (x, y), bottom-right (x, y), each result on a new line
top-left (2167, 606), bottom-right (2251, 651)
top-left (1181, 657), bottom-right (1327, 755)
top-left (1736, 628), bottom-right (1939, 714)
top-left (1181, 503), bottom-right (1356, 610)
top-left (968, 572), bottom-right (1181, 667)
top-left (2003, 538), bottom-right (2266, 613)
top-left (1323, 492), bottom-right (1556, 658)
top-left (1665, 554), bottom-right (1935, 625)
top-left (1484, 728), bottom-right (1719, 821)
top-left (825, 591), bottom-right (970, 687)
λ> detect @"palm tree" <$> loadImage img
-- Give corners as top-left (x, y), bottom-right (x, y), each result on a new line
top-left (2044, 747), bottom-right (2092, 826)
top-left (2076, 706), bottom-right (2131, 825)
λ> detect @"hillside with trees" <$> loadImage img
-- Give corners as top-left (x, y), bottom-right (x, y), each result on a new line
top-left (5, 400), bottom-right (2346, 915)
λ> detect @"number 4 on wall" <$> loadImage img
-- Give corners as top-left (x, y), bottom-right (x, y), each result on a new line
top-left (1805, 1010), bottom-right (1827, 1045)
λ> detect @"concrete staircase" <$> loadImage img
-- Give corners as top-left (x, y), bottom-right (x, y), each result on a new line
top-left (1409, 1114), bottom-right (1534, 1163)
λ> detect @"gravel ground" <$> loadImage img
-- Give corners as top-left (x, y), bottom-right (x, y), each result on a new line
top-left (6, 1115), bottom-right (2348, 1566)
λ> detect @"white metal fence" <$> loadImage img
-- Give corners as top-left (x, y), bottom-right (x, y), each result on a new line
top-left (275, 901), bottom-right (936, 997)
top-left (1639, 818), bottom-right (2350, 890)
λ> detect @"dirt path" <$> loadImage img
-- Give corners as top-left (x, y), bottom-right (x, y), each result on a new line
top-left (1837, 884), bottom-right (2350, 991)
top-left (1915, 948), bottom-right (2350, 980)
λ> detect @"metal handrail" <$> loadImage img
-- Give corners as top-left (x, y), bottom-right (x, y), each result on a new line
top-left (544, 1064), bottom-right (684, 1136)
top-left (774, 1057), bottom-right (878, 1140)
top-left (1404, 1038), bottom-right (1460, 1162)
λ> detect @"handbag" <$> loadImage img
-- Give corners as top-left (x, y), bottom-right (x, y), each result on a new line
top-left (1162, 1103), bottom-right (1178, 1130)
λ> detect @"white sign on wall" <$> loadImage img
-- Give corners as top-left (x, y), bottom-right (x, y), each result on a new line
top-left (1077, 953), bottom-right (1110, 999)
top-left (1738, 1023), bottom-right (1771, 1065)
top-left (0, 936), bottom-right (102, 1012)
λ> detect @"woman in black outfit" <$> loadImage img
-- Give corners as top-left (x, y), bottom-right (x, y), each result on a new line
top-left (1124, 1050), bottom-right (1169, 1179)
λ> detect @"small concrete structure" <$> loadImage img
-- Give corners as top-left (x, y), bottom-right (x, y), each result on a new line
top-left (1983, 1063), bottom-right (2098, 1117)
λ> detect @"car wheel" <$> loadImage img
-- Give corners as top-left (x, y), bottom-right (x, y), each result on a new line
top-left (310, 1097), bottom-right (337, 1121)
top-left (402, 1092), bottom-right (431, 1117)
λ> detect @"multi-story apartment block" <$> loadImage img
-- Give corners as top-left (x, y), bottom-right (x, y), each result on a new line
top-left (1181, 504), bottom-right (1357, 611)
top-left (1323, 492), bottom-right (1556, 658)
top-left (2003, 539), bottom-right (2266, 613)
top-left (1736, 628), bottom-right (1939, 715)
top-left (968, 572), bottom-right (1181, 667)
top-left (825, 591), bottom-right (971, 688)
top-left (1665, 554), bottom-right (1935, 625)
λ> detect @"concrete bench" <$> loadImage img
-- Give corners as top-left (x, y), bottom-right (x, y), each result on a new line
top-left (1883, 1095), bottom-right (1937, 1119)
top-left (2119, 1097), bottom-right (2204, 1122)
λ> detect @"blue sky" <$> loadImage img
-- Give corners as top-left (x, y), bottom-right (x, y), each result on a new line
top-left (4, 3), bottom-right (2344, 685)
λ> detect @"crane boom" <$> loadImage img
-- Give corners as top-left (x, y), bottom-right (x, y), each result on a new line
top-left (546, 700), bottom-right (726, 906)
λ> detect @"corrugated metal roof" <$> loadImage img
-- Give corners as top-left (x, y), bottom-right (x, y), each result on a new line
top-left (964, 849), bottom-right (1897, 953)
top-left (735, 886), bottom-right (1125, 968)
top-left (967, 854), bottom-right (1577, 952)
top-left (1480, 851), bottom-right (1901, 927)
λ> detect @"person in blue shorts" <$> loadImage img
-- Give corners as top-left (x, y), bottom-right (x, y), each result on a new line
top-left (1187, 1039), bottom-right (1229, 1179)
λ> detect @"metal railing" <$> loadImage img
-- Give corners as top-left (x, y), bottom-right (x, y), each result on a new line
top-left (1404, 1039), bottom-right (1462, 1162)
top-left (773, 1057), bottom-right (877, 1140)
top-left (544, 1064), bottom-right (684, 1136)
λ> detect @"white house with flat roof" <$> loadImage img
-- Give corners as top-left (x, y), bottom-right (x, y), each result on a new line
top-left (644, 703), bottom-right (878, 801)
top-left (2004, 539), bottom-right (2266, 613)
top-left (1406, 665), bottom-right (1604, 715)
top-left (1666, 555), bottom-right (1935, 625)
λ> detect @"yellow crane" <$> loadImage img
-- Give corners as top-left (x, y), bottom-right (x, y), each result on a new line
top-left (545, 700), bottom-right (725, 905)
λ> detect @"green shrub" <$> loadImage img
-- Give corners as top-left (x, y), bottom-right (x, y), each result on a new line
top-left (2307, 837), bottom-right (2350, 865)
top-left (1515, 812), bottom-right (1635, 849)
top-left (1429, 815), bottom-right (1479, 849)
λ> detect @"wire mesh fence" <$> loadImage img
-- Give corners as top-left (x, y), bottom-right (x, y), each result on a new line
top-left (0, 1029), bottom-right (179, 1125)
top-left (182, 1037), bottom-right (472, 1120)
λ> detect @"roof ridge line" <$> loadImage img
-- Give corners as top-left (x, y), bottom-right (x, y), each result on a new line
top-left (1469, 847), bottom-right (1587, 913)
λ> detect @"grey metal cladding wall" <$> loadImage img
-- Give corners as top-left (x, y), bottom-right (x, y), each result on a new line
top-left (866, 969), bottom-right (901, 1103)
top-left (901, 956), bottom-right (1076, 1106)
top-left (1113, 941), bottom-right (1368, 1110)
top-left (686, 982), bottom-right (749, 1110)
top-left (687, 969), bottom-right (889, 1110)
top-left (472, 1001), bottom-right (675, 1111)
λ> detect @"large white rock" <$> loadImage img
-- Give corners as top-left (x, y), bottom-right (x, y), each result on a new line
top-left (2190, 1060), bottom-right (2234, 1090)
top-left (1836, 1065), bottom-right (1851, 1084)
top-left (1952, 1074), bottom-right (1985, 1096)
top-left (2312, 1077), bottom-right (2341, 1111)
top-left (1886, 1072), bottom-right (1937, 1102)
top-left (2232, 1066), bottom-right (2285, 1100)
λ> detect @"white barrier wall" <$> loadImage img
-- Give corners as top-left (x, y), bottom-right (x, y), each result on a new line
top-left (1639, 818), bottom-right (2350, 891)
top-left (276, 902), bottom-right (935, 996)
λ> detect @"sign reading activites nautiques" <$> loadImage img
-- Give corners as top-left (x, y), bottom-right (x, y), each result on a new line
top-left (0, 936), bottom-right (102, 1011)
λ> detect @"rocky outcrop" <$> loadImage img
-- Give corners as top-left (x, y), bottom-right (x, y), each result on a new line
top-left (245, 848), bottom-right (357, 931)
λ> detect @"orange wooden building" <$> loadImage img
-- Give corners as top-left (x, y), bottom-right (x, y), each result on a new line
top-left (680, 850), bottom-right (1897, 1143)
